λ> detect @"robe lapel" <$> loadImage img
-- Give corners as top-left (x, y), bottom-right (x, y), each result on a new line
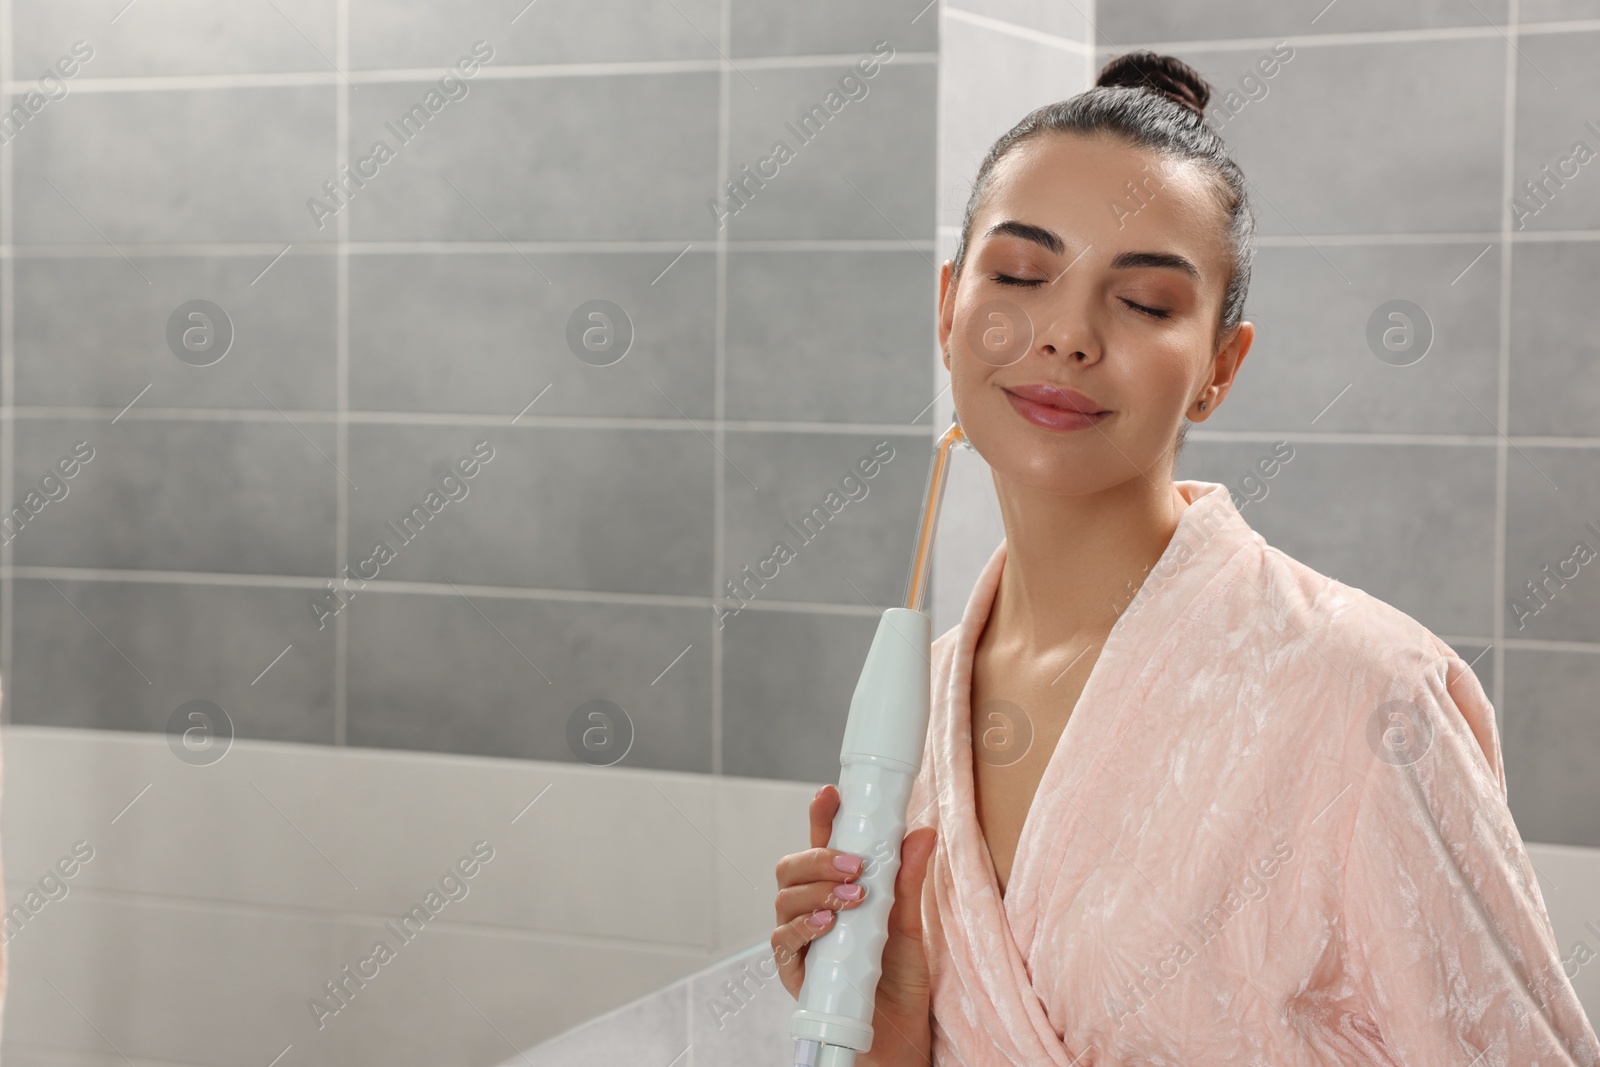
top-left (929, 480), bottom-right (1262, 1063)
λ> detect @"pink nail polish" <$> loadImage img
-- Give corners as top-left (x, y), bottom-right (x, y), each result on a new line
top-left (808, 909), bottom-right (833, 928)
top-left (832, 854), bottom-right (862, 874)
top-left (835, 883), bottom-right (864, 901)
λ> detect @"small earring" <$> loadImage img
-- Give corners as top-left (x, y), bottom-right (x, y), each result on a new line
top-left (1198, 400), bottom-right (1208, 411)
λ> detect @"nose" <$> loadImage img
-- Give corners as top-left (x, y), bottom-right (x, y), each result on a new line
top-left (1033, 286), bottom-right (1102, 367)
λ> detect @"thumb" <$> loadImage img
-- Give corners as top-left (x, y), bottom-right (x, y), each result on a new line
top-left (889, 826), bottom-right (937, 940)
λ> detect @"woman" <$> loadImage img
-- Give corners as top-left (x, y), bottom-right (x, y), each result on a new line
top-left (771, 51), bottom-right (1600, 1066)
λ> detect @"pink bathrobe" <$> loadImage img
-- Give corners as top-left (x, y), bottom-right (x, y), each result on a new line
top-left (906, 479), bottom-right (1600, 1066)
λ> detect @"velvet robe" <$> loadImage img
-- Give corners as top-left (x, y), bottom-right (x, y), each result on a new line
top-left (905, 479), bottom-right (1600, 1066)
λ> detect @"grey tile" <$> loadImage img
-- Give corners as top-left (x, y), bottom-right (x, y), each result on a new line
top-left (350, 0), bottom-right (721, 68)
top-left (721, 607), bottom-right (881, 781)
top-left (1203, 242), bottom-right (1500, 435)
top-left (1175, 440), bottom-right (1498, 638)
top-left (348, 251), bottom-right (715, 417)
top-left (1079, 41), bottom-right (1498, 236)
top-left (12, 87), bottom-right (337, 245)
top-left (691, 943), bottom-right (801, 1066)
top-left (344, 74), bottom-right (719, 242)
top-left (16, 253), bottom-right (336, 410)
top-left (724, 250), bottom-right (937, 424)
top-left (346, 592), bottom-right (712, 772)
top-left (1446, 641), bottom-right (1496, 710)
top-left (7, 578), bottom-right (335, 743)
top-left (1512, 30), bottom-right (1600, 232)
top-left (721, 432), bottom-right (927, 609)
top-left (345, 426), bottom-right (712, 595)
top-left (730, 1), bottom-right (936, 58)
top-left (946, 0), bottom-right (1090, 43)
top-left (1097, 0), bottom-right (1510, 43)
top-left (514, 978), bottom-right (689, 1067)
top-left (1165, 38), bottom-right (1507, 236)
top-left (723, 59), bottom-right (935, 240)
top-left (1510, 241), bottom-right (1600, 437)
top-left (10, 420), bottom-right (337, 577)
top-left (1520, 1), bottom-right (1600, 19)
top-left (13, 0), bottom-right (336, 78)
top-left (1504, 447), bottom-right (1600, 644)
top-left (1501, 648), bottom-right (1600, 848)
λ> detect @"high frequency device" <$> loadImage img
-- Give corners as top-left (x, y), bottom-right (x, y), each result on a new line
top-left (790, 417), bottom-right (970, 1067)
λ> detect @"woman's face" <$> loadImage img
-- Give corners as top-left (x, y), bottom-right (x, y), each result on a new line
top-left (937, 132), bottom-right (1253, 495)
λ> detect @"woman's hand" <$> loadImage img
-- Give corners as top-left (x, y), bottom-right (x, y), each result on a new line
top-left (772, 783), bottom-right (939, 1066)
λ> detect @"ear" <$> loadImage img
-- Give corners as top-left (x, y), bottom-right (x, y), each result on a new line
top-left (1196, 320), bottom-right (1254, 417)
top-left (937, 259), bottom-right (956, 372)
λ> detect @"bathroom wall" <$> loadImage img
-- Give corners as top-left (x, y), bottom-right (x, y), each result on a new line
top-left (1097, 0), bottom-right (1600, 856)
top-left (935, 0), bottom-right (1600, 852)
top-left (511, 0), bottom-right (1600, 1058)
top-left (925, 0), bottom-right (1600, 1036)
top-left (0, 0), bottom-right (938, 1063)
top-left (6, 0), bottom-right (1600, 1062)
top-left (0, 0), bottom-right (938, 796)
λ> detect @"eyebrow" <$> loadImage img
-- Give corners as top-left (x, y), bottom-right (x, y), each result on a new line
top-left (983, 219), bottom-right (1201, 280)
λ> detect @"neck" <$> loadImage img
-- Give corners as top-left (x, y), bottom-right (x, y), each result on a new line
top-left (984, 472), bottom-right (1190, 660)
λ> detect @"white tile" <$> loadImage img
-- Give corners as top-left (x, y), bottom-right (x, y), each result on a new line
top-left (937, 15), bottom-right (1093, 230)
top-left (2, 726), bottom-right (719, 949)
top-left (1525, 842), bottom-right (1600, 1027)
top-left (691, 944), bottom-right (802, 1067)
top-left (714, 775), bottom-right (820, 955)
top-left (1, 889), bottom-right (709, 1067)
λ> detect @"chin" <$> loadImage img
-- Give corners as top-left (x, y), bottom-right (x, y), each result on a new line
top-left (963, 404), bottom-right (1173, 495)
top-left (964, 419), bottom-right (1117, 495)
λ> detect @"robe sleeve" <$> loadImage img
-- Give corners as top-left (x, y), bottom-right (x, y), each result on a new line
top-left (1341, 652), bottom-right (1600, 1067)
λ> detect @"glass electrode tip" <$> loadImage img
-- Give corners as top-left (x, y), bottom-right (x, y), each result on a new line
top-left (902, 415), bottom-right (969, 614)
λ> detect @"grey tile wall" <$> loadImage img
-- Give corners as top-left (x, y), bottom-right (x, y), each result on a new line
top-left (1103, 11), bottom-right (1600, 848)
top-left (0, 1), bottom-right (938, 787)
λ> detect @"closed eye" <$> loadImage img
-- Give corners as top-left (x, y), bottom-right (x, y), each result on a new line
top-left (990, 273), bottom-right (1045, 288)
top-left (1122, 298), bottom-right (1170, 319)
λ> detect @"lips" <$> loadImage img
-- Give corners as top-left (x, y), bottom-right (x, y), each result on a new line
top-left (1000, 382), bottom-right (1112, 433)
top-left (1001, 383), bottom-right (1107, 414)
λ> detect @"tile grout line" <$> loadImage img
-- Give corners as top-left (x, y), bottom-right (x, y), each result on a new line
top-left (9, 407), bottom-right (1600, 445)
top-left (1492, 0), bottom-right (1519, 731)
top-left (704, 0), bottom-right (732, 1004)
top-left (0, 407), bottom-right (948, 434)
top-left (1, 0), bottom-right (12, 724)
top-left (0, 49), bottom-right (941, 96)
top-left (334, 0), bottom-right (350, 748)
top-left (712, 0), bottom-right (729, 784)
top-left (21, 232), bottom-right (1600, 254)
top-left (0, 238), bottom-right (943, 254)
top-left (706, 0), bottom-right (733, 994)
top-left (14, 231), bottom-right (1600, 254)
top-left (1088, 16), bottom-right (1600, 54)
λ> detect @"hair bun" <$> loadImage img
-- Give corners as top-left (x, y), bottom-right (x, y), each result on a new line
top-left (1096, 51), bottom-right (1211, 119)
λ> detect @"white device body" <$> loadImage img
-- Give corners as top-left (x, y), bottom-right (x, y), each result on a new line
top-left (791, 607), bottom-right (933, 1067)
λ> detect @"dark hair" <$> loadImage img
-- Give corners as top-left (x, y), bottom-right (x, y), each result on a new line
top-left (948, 52), bottom-right (1257, 459)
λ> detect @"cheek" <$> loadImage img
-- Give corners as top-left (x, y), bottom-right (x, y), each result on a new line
top-left (1107, 338), bottom-right (1196, 421)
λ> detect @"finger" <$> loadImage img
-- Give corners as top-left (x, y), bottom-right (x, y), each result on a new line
top-left (775, 878), bottom-right (867, 925)
top-left (888, 827), bottom-right (937, 941)
top-left (773, 906), bottom-right (836, 999)
top-left (808, 784), bottom-right (840, 850)
top-left (775, 846), bottom-right (866, 893)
